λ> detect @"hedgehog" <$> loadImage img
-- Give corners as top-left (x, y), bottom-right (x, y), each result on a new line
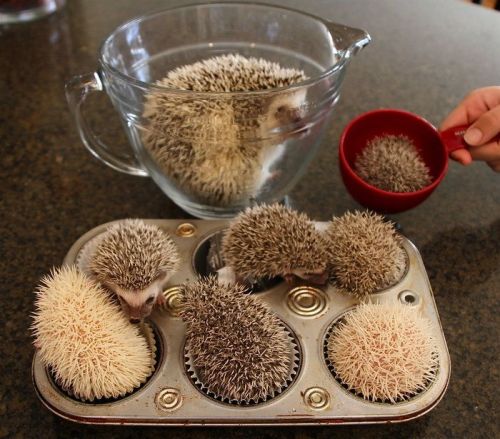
top-left (326, 303), bottom-right (439, 403)
top-left (221, 203), bottom-right (329, 285)
top-left (142, 54), bottom-right (308, 206)
top-left (326, 210), bottom-right (406, 298)
top-left (354, 134), bottom-right (433, 192)
top-left (180, 276), bottom-right (294, 402)
top-left (88, 219), bottom-right (180, 322)
top-left (31, 266), bottom-right (154, 401)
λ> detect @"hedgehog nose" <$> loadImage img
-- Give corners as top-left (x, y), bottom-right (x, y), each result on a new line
top-left (129, 318), bottom-right (141, 324)
top-left (289, 108), bottom-right (303, 124)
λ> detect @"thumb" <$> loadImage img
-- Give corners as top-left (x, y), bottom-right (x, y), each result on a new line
top-left (464, 105), bottom-right (500, 146)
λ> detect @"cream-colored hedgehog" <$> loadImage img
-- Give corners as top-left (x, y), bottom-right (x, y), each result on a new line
top-left (327, 303), bottom-right (439, 403)
top-left (142, 54), bottom-right (308, 206)
top-left (180, 276), bottom-right (294, 403)
top-left (31, 266), bottom-right (154, 401)
top-left (88, 219), bottom-right (180, 322)
top-left (222, 203), bottom-right (329, 284)
top-left (326, 211), bottom-right (406, 298)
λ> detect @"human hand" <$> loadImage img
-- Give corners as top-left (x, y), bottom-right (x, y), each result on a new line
top-left (440, 86), bottom-right (500, 172)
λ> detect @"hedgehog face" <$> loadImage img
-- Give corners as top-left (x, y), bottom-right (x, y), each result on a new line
top-left (109, 274), bottom-right (167, 323)
top-left (222, 204), bottom-right (329, 284)
top-left (287, 267), bottom-right (329, 285)
top-left (88, 220), bottom-right (180, 321)
top-left (262, 89), bottom-right (308, 135)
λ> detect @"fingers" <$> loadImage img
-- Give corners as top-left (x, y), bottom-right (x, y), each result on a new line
top-left (441, 87), bottom-right (500, 171)
top-left (440, 105), bottom-right (469, 132)
top-left (464, 105), bottom-right (500, 146)
top-left (440, 86), bottom-right (500, 131)
top-left (450, 148), bottom-right (473, 165)
top-left (468, 139), bottom-right (500, 162)
top-left (450, 142), bottom-right (500, 169)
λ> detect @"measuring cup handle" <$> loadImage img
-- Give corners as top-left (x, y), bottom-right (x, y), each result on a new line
top-left (439, 124), bottom-right (470, 154)
top-left (65, 72), bottom-right (148, 177)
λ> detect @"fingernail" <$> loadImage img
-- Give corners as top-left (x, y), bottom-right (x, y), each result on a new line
top-left (464, 127), bottom-right (482, 145)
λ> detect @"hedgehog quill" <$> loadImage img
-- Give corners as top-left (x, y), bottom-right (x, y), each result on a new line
top-left (222, 203), bottom-right (329, 285)
top-left (327, 303), bottom-right (439, 403)
top-left (326, 210), bottom-right (406, 298)
top-left (31, 266), bottom-right (154, 401)
top-left (180, 276), bottom-right (294, 402)
top-left (142, 54), bottom-right (308, 206)
top-left (355, 134), bottom-right (432, 192)
top-left (89, 219), bottom-right (180, 322)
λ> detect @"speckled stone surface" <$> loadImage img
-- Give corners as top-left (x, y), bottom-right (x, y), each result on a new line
top-left (1, 0), bottom-right (499, 437)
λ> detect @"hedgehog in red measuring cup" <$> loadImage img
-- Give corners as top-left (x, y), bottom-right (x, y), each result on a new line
top-left (86, 219), bottom-right (180, 323)
top-left (354, 134), bottom-right (432, 192)
top-left (221, 203), bottom-right (329, 286)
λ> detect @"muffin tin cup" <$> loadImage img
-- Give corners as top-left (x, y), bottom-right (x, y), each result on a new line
top-left (75, 233), bottom-right (105, 281)
top-left (322, 311), bottom-right (440, 404)
top-left (32, 219), bottom-right (450, 425)
top-left (46, 320), bottom-right (158, 404)
top-left (328, 246), bottom-right (411, 299)
top-left (183, 323), bottom-right (301, 406)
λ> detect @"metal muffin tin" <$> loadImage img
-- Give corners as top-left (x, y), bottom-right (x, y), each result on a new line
top-left (32, 219), bottom-right (450, 426)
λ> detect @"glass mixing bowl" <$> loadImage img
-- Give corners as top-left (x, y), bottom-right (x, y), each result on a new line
top-left (66, 2), bottom-right (370, 218)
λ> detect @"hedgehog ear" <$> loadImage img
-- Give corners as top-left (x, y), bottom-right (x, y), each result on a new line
top-left (102, 280), bottom-right (119, 295)
top-left (155, 270), bottom-right (169, 284)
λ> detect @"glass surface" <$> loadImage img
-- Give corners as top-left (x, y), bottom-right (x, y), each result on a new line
top-left (0, 0), bottom-right (65, 23)
top-left (68, 3), bottom-right (370, 218)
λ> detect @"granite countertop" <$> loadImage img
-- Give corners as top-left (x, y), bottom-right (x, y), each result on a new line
top-left (1, 0), bottom-right (499, 437)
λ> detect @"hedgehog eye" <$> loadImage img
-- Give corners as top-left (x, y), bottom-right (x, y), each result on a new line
top-left (276, 105), bottom-right (286, 115)
top-left (145, 296), bottom-right (155, 305)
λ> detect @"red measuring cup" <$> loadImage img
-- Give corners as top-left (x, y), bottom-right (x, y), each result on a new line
top-left (339, 109), bottom-right (469, 213)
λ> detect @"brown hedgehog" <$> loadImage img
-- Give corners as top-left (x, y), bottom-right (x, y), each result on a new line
top-left (222, 203), bottom-right (329, 284)
top-left (354, 135), bottom-right (433, 192)
top-left (142, 54), bottom-right (308, 206)
top-left (180, 276), bottom-right (293, 402)
top-left (326, 210), bottom-right (406, 298)
top-left (89, 219), bottom-right (180, 322)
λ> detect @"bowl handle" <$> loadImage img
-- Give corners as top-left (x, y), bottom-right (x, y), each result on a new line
top-left (323, 21), bottom-right (372, 59)
top-left (65, 72), bottom-right (148, 176)
top-left (439, 125), bottom-right (470, 154)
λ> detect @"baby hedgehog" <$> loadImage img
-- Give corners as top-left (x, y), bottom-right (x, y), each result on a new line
top-left (31, 266), bottom-right (154, 401)
top-left (180, 276), bottom-right (295, 403)
top-left (222, 203), bottom-right (329, 285)
top-left (89, 219), bottom-right (180, 323)
top-left (327, 303), bottom-right (439, 403)
top-left (354, 134), bottom-right (433, 192)
top-left (142, 54), bottom-right (308, 206)
top-left (326, 210), bottom-right (406, 298)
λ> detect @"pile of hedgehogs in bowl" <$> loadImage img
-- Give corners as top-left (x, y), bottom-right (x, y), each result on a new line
top-left (32, 204), bottom-right (438, 405)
